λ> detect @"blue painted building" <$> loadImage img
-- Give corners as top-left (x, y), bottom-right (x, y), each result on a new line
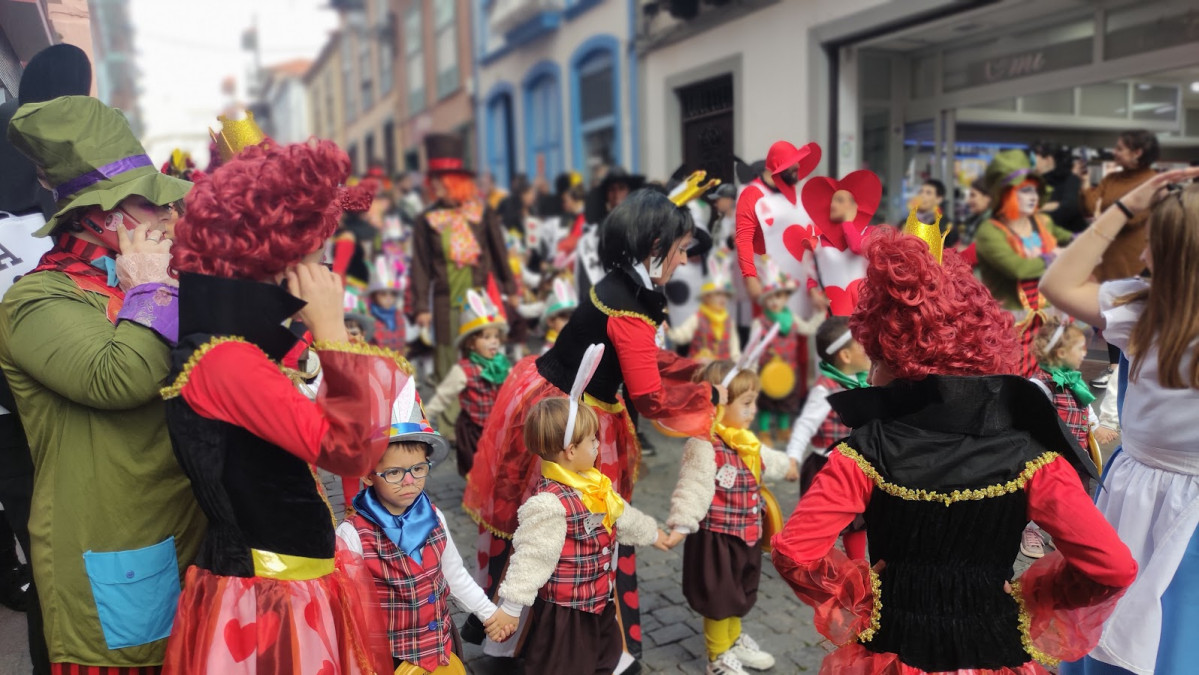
top-left (472, 0), bottom-right (638, 188)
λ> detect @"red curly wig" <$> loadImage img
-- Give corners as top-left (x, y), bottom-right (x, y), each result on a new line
top-left (173, 139), bottom-right (351, 280)
top-left (425, 173), bottom-right (480, 205)
top-left (850, 228), bottom-right (1019, 380)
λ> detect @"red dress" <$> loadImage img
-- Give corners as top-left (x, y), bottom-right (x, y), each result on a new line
top-left (770, 375), bottom-right (1136, 675)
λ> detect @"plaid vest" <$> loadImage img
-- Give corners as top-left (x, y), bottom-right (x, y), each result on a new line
top-left (458, 360), bottom-right (501, 427)
top-left (350, 513), bottom-right (452, 671)
top-left (1035, 371), bottom-right (1090, 451)
top-left (699, 438), bottom-right (762, 546)
top-left (534, 478), bottom-right (616, 614)
top-left (372, 320), bottom-right (406, 353)
top-left (811, 375), bottom-right (852, 451)
top-left (691, 311), bottom-right (733, 361)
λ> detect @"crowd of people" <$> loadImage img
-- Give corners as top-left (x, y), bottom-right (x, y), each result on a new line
top-left (0, 42), bottom-right (1197, 675)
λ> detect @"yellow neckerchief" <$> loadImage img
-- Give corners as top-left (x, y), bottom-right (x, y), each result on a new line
top-left (545, 328), bottom-right (559, 345)
top-left (541, 461), bottom-right (625, 533)
top-left (698, 303), bottom-right (728, 342)
top-left (714, 422), bottom-right (762, 484)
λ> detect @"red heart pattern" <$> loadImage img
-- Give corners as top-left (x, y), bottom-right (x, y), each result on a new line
top-left (782, 224), bottom-right (819, 264)
top-left (622, 590), bottom-right (639, 609)
top-left (824, 279), bottom-right (864, 317)
top-left (316, 660), bottom-right (336, 675)
top-left (223, 619), bottom-right (257, 663)
top-left (617, 553), bottom-right (636, 576)
top-left (629, 624), bottom-right (642, 642)
top-left (800, 171), bottom-right (882, 249)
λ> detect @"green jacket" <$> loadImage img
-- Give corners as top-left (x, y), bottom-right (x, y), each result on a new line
top-left (0, 271), bottom-right (204, 666)
top-left (974, 216), bottom-right (1073, 310)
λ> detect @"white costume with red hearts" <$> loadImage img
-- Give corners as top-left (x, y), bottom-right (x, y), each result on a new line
top-left (743, 178), bottom-right (815, 318)
top-left (799, 170), bottom-right (882, 317)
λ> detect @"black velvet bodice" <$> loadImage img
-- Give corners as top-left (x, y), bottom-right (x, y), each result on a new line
top-left (165, 274), bottom-right (333, 578)
top-left (829, 375), bottom-right (1096, 671)
top-left (536, 268), bottom-right (666, 404)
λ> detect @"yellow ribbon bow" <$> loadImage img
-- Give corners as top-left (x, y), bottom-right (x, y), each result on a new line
top-left (541, 461), bottom-right (626, 533)
top-left (714, 422), bottom-right (762, 483)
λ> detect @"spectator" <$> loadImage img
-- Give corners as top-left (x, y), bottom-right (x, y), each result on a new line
top-left (957, 176), bottom-right (992, 246)
top-left (1081, 129), bottom-right (1160, 389)
top-left (1032, 141), bottom-right (1087, 233)
top-left (913, 178), bottom-right (958, 247)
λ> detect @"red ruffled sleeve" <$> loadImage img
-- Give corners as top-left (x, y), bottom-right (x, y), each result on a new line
top-left (734, 185), bottom-right (765, 279)
top-left (177, 340), bottom-right (408, 478)
top-left (770, 449), bottom-right (878, 645)
top-left (1012, 457), bottom-right (1138, 664)
top-left (607, 315), bottom-right (715, 437)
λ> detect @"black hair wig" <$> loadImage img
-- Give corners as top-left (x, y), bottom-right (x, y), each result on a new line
top-left (598, 189), bottom-right (694, 272)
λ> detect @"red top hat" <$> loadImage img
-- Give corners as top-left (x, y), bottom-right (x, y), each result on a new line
top-left (765, 141), bottom-right (821, 203)
top-left (424, 133), bottom-right (474, 176)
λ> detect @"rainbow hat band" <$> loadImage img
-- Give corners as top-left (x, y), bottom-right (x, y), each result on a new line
top-left (456, 289), bottom-right (508, 347)
top-left (758, 256), bottom-right (797, 297)
top-left (389, 379), bottom-right (450, 464)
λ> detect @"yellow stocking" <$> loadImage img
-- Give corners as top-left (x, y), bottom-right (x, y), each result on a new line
top-left (704, 617), bottom-right (737, 660)
top-left (727, 615), bottom-right (742, 648)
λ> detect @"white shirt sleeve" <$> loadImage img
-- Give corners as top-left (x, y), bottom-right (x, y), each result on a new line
top-left (435, 508), bottom-right (498, 621)
top-left (424, 364), bottom-right (467, 421)
top-left (786, 384), bottom-right (832, 462)
top-left (1097, 278), bottom-right (1148, 351)
top-left (335, 520), bottom-right (363, 556)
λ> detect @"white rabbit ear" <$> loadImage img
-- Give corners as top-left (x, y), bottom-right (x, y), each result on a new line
top-left (565, 343), bottom-right (605, 448)
top-left (747, 322), bottom-right (780, 368)
top-left (466, 290), bottom-right (488, 317)
top-left (393, 377), bottom-right (416, 427)
top-left (554, 278), bottom-right (569, 301)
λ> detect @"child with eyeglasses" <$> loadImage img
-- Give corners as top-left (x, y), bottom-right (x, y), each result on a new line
top-left (336, 386), bottom-right (515, 674)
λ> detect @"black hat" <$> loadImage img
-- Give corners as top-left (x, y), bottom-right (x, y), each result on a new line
top-left (19, 44), bottom-right (92, 105)
top-left (585, 166), bottom-right (646, 223)
top-left (707, 183), bottom-right (737, 201)
top-left (424, 133), bottom-right (473, 176)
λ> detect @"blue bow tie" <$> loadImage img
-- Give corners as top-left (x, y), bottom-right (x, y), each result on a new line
top-left (353, 488), bottom-right (439, 564)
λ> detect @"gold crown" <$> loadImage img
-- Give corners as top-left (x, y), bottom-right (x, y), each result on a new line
top-left (210, 110), bottom-right (266, 162)
top-left (669, 170), bottom-right (721, 207)
top-left (902, 208), bottom-right (948, 263)
top-left (169, 148), bottom-right (190, 174)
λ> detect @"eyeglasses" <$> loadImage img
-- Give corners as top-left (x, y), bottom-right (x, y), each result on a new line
top-left (374, 462), bottom-right (433, 484)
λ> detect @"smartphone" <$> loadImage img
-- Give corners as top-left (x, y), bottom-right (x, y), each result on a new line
top-left (79, 206), bottom-right (143, 251)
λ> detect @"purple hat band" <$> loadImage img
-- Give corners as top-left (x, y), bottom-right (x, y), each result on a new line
top-left (53, 154), bottom-right (153, 201)
top-left (1003, 168), bottom-right (1032, 185)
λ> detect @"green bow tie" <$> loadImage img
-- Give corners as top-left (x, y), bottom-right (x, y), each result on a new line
top-left (469, 351), bottom-right (512, 385)
top-left (1042, 366), bottom-right (1096, 407)
top-left (818, 361), bottom-right (868, 390)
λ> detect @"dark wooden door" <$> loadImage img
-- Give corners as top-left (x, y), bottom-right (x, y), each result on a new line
top-left (678, 74), bottom-right (734, 184)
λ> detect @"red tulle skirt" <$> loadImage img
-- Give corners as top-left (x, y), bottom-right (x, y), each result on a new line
top-left (463, 356), bottom-right (640, 538)
top-left (161, 548), bottom-right (392, 675)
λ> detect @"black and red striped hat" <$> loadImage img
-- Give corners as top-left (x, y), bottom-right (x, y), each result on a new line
top-left (423, 133), bottom-right (473, 177)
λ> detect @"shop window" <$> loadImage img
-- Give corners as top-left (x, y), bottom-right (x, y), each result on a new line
top-left (524, 63), bottom-right (563, 181)
top-left (973, 98), bottom-right (1017, 112)
top-left (1080, 83), bottom-right (1128, 118)
top-left (910, 54), bottom-right (937, 99)
top-left (1105, 1), bottom-right (1199, 61)
top-left (941, 17), bottom-right (1093, 93)
top-left (1132, 84), bottom-right (1179, 122)
top-left (859, 52), bottom-right (893, 102)
top-left (1022, 88), bottom-right (1074, 115)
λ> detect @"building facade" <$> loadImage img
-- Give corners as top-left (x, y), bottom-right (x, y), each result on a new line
top-left (89, 0), bottom-right (141, 135)
top-left (339, 0), bottom-right (401, 174)
top-left (394, 0), bottom-right (476, 173)
top-left (0, 0), bottom-right (95, 101)
top-left (473, 0), bottom-right (637, 188)
top-left (305, 31), bottom-right (347, 148)
top-left (261, 59), bottom-right (312, 145)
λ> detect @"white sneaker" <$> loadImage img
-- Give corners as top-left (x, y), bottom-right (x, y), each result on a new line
top-left (730, 633), bottom-right (776, 670)
top-left (707, 651), bottom-right (748, 675)
top-left (1020, 526), bottom-right (1045, 559)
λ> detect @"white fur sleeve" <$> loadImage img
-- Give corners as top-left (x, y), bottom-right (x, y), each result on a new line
top-left (497, 493), bottom-right (567, 609)
top-left (729, 326), bottom-right (742, 359)
top-left (435, 508), bottom-right (498, 621)
top-left (614, 502), bottom-right (659, 547)
top-left (793, 307), bottom-right (825, 337)
top-left (666, 313), bottom-right (699, 346)
top-left (666, 437), bottom-right (717, 534)
top-left (334, 521), bottom-right (363, 556)
top-left (424, 364), bottom-right (466, 421)
top-left (760, 445), bottom-right (792, 483)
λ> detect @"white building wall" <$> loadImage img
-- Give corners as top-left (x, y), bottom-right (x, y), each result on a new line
top-left (270, 78), bottom-right (312, 145)
top-left (477, 0), bottom-right (632, 177)
top-left (640, 0), bottom-right (886, 180)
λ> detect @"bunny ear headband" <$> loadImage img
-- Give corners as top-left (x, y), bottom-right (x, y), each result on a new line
top-left (465, 289), bottom-right (491, 317)
top-left (1046, 319), bottom-right (1070, 352)
top-left (721, 322), bottom-right (780, 387)
top-left (565, 343), bottom-right (606, 449)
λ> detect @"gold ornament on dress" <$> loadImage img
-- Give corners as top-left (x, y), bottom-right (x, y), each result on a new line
top-left (210, 110), bottom-right (267, 162)
top-left (902, 208), bottom-right (949, 264)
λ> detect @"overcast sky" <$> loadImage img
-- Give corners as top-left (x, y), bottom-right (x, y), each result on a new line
top-left (131, 0), bottom-right (338, 165)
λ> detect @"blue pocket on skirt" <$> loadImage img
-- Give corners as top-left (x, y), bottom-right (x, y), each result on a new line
top-left (83, 536), bottom-right (182, 650)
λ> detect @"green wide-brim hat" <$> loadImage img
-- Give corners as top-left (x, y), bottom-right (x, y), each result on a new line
top-left (7, 95), bottom-right (192, 237)
top-left (984, 149), bottom-right (1047, 205)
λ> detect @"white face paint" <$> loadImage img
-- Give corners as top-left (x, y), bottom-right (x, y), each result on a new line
top-left (1017, 185), bottom-right (1039, 217)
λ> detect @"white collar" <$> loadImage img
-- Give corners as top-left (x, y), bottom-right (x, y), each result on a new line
top-left (631, 263), bottom-right (653, 289)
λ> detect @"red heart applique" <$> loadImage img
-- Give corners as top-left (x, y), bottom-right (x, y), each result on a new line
top-left (824, 279), bottom-right (865, 317)
top-left (622, 591), bottom-right (639, 609)
top-left (764, 218), bottom-right (774, 226)
top-left (223, 619), bottom-right (257, 663)
top-left (490, 537), bottom-right (508, 556)
top-left (304, 599), bottom-right (322, 631)
top-left (316, 660), bottom-right (336, 675)
top-left (628, 624), bottom-right (642, 642)
top-left (782, 224), bottom-right (819, 263)
top-left (617, 554), bottom-right (636, 576)
top-left (800, 171), bottom-right (882, 249)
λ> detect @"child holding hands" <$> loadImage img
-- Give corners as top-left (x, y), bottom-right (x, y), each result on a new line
top-left (337, 384), bottom-right (514, 673)
top-left (667, 360), bottom-right (792, 675)
top-left (495, 345), bottom-right (672, 674)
